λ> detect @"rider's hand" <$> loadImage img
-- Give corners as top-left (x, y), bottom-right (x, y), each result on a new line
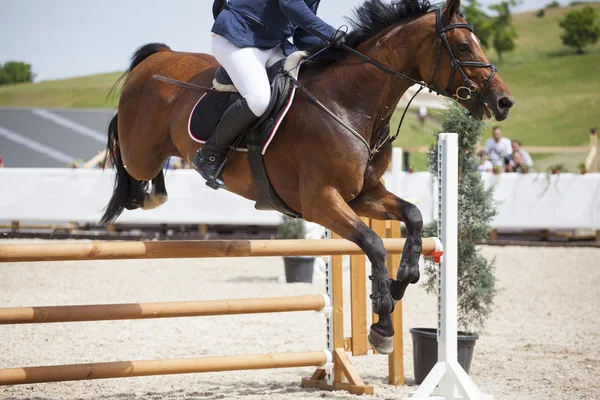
top-left (329, 30), bottom-right (346, 49)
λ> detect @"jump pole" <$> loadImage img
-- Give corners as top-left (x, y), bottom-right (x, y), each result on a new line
top-left (407, 133), bottom-right (492, 400)
top-left (0, 295), bottom-right (328, 324)
top-left (0, 237), bottom-right (439, 263)
top-left (0, 351), bottom-right (331, 385)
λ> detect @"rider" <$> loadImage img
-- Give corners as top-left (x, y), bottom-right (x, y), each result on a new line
top-left (194, 0), bottom-right (346, 189)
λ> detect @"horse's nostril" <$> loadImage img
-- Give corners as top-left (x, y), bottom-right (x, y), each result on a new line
top-left (498, 96), bottom-right (515, 110)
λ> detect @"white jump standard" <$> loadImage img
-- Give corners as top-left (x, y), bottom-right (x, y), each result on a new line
top-left (407, 133), bottom-right (492, 400)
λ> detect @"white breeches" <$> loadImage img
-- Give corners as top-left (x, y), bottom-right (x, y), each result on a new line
top-left (212, 34), bottom-right (285, 117)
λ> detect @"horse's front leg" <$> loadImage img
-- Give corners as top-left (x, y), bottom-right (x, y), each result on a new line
top-left (302, 187), bottom-right (396, 354)
top-left (351, 182), bottom-right (424, 301)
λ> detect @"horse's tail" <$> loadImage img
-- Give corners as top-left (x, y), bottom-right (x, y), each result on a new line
top-left (101, 43), bottom-right (171, 224)
top-left (108, 43), bottom-right (171, 100)
top-left (101, 113), bottom-right (130, 223)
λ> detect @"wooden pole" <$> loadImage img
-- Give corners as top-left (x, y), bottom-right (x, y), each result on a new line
top-left (0, 238), bottom-right (440, 263)
top-left (387, 220), bottom-right (404, 385)
top-left (331, 232), bottom-right (345, 385)
top-left (349, 220), bottom-right (368, 356)
top-left (0, 295), bottom-right (326, 325)
top-left (0, 351), bottom-right (329, 386)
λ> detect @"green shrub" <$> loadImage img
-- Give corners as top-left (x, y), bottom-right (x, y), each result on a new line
top-left (559, 5), bottom-right (600, 53)
top-left (0, 62), bottom-right (34, 85)
top-left (423, 102), bottom-right (498, 333)
top-left (276, 216), bottom-right (306, 239)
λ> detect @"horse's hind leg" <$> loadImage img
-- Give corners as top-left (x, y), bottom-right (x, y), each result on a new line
top-left (302, 187), bottom-right (396, 354)
top-left (141, 170), bottom-right (168, 210)
top-left (351, 182), bottom-right (423, 301)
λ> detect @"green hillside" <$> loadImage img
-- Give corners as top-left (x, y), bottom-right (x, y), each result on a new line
top-left (0, 72), bottom-right (122, 108)
top-left (1, 3), bottom-right (598, 171)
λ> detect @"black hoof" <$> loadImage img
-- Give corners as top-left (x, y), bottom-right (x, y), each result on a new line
top-left (368, 327), bottom-right (394, 354)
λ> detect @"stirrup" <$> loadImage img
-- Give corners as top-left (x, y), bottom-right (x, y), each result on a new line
top-left (205, 160), bottom-right (227, 190)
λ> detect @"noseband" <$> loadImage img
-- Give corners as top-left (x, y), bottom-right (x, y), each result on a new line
top-left (428, 7), bottom-right (497, 112)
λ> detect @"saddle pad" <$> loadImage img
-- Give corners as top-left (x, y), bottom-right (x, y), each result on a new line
top-left (187, 52), bottom-right (305, 155)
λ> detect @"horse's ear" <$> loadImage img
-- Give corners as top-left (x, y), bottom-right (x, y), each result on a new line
top-left (445, 0), bottom-right (461, 18)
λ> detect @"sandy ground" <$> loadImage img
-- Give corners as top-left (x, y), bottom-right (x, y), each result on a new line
top-left (1, 244), bottom-right (599, 400)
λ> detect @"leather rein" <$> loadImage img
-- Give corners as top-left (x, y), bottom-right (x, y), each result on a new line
top-left (291, 7), bottom-right (497, 160)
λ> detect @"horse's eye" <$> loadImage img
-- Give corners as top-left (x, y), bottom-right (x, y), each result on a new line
top-left (458, 44), bottom-right (470, 52)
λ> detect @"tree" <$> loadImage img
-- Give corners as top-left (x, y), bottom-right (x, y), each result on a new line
top-left (546, 1), bottom-right (561, 8)
top-left (559, 5), bottom-right (600, 54)
top-left (462, 0), bottom-right (494, 49)
top-left (0, 61), bottom-right (34, 86)
top-left (489, 1), bottom-right (519, 62)
top-left (424, 101), bottom-right (498, 332)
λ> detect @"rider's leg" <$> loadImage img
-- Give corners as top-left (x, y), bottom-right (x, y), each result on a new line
top-left (193, 35), bottom-right (276, 189)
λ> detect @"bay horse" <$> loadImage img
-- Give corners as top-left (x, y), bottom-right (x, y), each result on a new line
top-left (101, 0), bottom-right (514, 354)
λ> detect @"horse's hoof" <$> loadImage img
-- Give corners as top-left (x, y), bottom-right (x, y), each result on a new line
top-left (368, 328), bottom-right (394, 354)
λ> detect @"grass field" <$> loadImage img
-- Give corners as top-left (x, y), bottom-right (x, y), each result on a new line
top-left (0, 3), bottom-right (598, 171)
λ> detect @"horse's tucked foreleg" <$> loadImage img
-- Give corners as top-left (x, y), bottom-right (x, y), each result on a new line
top-left (351, 182), bottom-right (424, 301)
top-left (302, 187), bottom-right (396, 354)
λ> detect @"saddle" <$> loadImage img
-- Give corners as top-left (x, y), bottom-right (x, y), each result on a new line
top-left (188, 51), bottom-right (308, 218)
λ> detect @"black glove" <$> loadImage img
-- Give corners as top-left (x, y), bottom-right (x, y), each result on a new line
top-left (329, 30), bottom-right (346, 49)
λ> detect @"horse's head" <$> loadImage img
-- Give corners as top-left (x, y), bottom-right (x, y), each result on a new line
top-left (418, 0), bottom-right (514, 121)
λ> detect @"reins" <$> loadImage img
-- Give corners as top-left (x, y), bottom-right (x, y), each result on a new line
top-left (287, 6), bottom-right (497, 160)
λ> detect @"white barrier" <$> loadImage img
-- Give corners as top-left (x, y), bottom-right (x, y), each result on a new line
top-left (0, 169), bottom-right (281, 226)
top-left (1, 166), bottom-right (599, 230)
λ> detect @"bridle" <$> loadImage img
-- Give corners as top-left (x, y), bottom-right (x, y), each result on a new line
top-left (291, 6), bottom-right (498, 159)
top-left (428, 7), bottom-right (497, 108)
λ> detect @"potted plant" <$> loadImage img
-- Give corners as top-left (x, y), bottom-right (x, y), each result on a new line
top-left (578, 162), bottom-right (587, 175)
top-left (277, 216), bottom-right (315, 283)
top-left (412, 102), bottom-right (498, 384)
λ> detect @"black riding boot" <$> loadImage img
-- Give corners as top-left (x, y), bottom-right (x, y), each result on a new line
top-left (193, 98), bottom-right (258, 189)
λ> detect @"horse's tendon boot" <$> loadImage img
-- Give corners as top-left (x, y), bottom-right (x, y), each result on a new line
top-left (391, 238), bottom-right (422, 300)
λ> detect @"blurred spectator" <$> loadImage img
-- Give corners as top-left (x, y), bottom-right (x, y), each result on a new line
top-left (506, 151), bottom-right (529, 173)
top-left (511, 140), bottom-right (533, 168)
top-left (0, 155), bottom-right (4, 168)
top-left (484, 126), bottom-right (512, 167)
top-left (180, 159), bottom-right (194, 169)
top-left (417, 105), bottom-right (428, 127)
top-left (477, 150), bottom-right (493, 172)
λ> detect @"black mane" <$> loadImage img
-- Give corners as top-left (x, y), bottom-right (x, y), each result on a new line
top-left (308, 0), bottom-right (432, 66)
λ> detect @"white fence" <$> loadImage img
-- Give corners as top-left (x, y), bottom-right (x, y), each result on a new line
top-left (1, 166), bottom-right (599, 230)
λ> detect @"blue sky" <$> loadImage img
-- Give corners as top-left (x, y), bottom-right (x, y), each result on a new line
top-left (0, 0), bottom-right (586, 81)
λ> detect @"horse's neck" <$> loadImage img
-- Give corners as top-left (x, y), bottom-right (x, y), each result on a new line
top-left (348, 30), bottom-right (421, 143)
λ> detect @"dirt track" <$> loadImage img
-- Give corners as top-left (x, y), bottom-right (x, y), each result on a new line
top-left (1, 244), bottom-right (599, 400)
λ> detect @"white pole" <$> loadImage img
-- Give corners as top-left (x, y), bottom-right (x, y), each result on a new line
top-left (407, 133), bottom-right (492, 400)
top-left (438, 133), bottom-right (459, 397)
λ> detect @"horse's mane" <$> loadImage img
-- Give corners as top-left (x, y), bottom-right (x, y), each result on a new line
top-left (307, 0), bottom-right (433, 66)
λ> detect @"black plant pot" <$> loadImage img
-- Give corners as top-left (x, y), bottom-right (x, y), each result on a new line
top-left (410, 327), bottom-right (479, 385)
top-left (283, 256), bottom-right (315, 283)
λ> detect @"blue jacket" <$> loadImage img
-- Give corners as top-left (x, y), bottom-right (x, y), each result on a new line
top-left (212, 0), bottom-right (336, 52)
